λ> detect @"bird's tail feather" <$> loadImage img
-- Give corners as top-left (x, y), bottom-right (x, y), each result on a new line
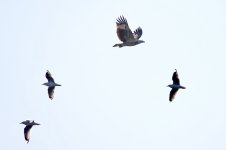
top-left (113, 44), bottom-right (123, 48)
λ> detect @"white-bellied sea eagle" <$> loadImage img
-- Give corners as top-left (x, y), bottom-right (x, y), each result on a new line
top-left (113, 16), bottom-right (144, 48)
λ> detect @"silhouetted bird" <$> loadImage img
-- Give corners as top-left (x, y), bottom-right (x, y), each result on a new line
top-left (42, 70), bottom-right (61, 100)
top-left (20, 120), bottom-right (40, 143)
top-left (167, 69), bottom-right (186, 102)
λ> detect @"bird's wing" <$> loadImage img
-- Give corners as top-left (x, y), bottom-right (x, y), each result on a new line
top-left (172, 70), bottom-right (180, 85)
top-left (46, 70), bottom-right (55, 82)
top-left (169, 88), bottom-right (178, 102)
top-left (48, 87), bottom-right (55, 100)
top-left (116, 16), bottom-right (134, 42)
top-left (24, 125), bottom-right (32, 143)
top-left (133, 27), bottom-right (143, 39)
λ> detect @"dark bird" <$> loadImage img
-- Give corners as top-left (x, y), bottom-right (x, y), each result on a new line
top-left (42, 70), bottom-right (61, 100)
top-left (20, 120), bottom-right (40, 143)
top-left (113, 16), bottom-right (145, 48)
top-left (167, 69), bottom-right (186, 102)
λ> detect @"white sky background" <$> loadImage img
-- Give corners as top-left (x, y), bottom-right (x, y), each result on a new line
top-left (0, 0), bottom-right (226, 149)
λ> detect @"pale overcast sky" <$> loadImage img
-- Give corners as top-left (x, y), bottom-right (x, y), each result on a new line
top-left (0, 0), bottom-right (226, 150)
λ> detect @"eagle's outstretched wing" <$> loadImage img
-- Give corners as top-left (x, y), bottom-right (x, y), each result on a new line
top-left (133, 27), bottom-right (143, 40)
top-left (48, 87), bottom-right (55, 100)
top-left (169, 88), bottom-right (178, 102)
top-left (24, 125), bottom-right (32, 143)
top-left (172, 69), bottom-right (180, 85)
top-left (46, 70), bottom-right (54, 82)
top-left (115, 16), bottom-right (134, 42)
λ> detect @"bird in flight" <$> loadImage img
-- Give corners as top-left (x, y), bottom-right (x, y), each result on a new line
top-left (42, 70), bottom-right (61, 100)
top-left (167, 69), bottom-right (186, 102)
top-left (113, 16), bottom-right (145, 48)
top-left (20, 120), bottom-right (40, 143)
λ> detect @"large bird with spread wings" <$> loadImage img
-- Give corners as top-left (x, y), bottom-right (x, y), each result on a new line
top-left (42, 70), bottom-right (61, 100)
top-left (113, 16), bottom-right (145, 48)
top-left (20, 120), bottom-right (40, 143)
top-left (167, 69), bottom-right (186, 102)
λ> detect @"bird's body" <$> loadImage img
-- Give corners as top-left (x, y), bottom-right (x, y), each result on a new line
top-left (42, 70), bottom-right (61, 100)
top-left (113, 16), bottom-right (144, 48)
top-left (42, 82), bottom-right (61, 87)
top-left (114, 41), bottom-right (143, 47)
top-left (167, 69), bottom-right (186, 102)
top-left (20, 120), bottom-right (40, 143)
top-left (168, 84), bottom-right (186, 89)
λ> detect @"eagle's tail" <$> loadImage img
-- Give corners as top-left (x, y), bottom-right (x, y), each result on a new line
top-left (113, 44), bottom-right (123, 48)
